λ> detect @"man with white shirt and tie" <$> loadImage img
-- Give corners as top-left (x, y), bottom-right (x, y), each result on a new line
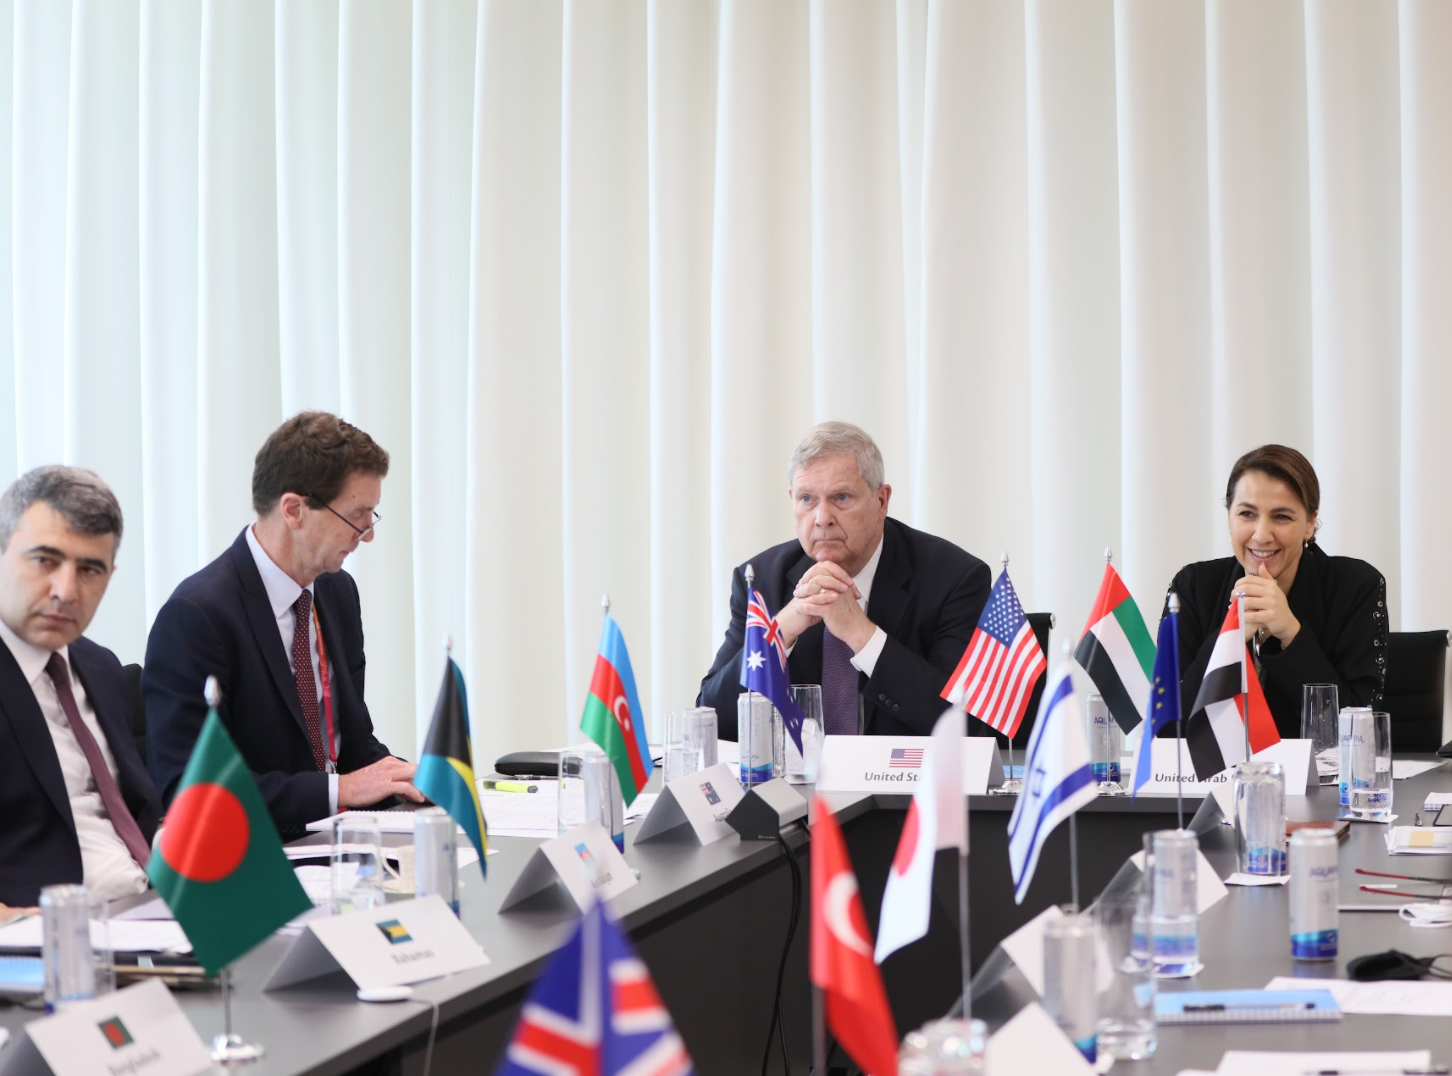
top-left (0, 466), bottom-right (159, 913)
top-left (144, 412), bottom-right (422, 835)
top-left (698, 421), bottom-right (992, 739)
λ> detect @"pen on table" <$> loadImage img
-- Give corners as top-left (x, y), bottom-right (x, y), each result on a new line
top-left (482, 780), bottom-right (538, 793)
top-left (1182, 1001), bottom-right (1314, 1012)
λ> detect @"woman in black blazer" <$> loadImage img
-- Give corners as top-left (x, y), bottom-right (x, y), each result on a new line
top-left (1166, 445), bottom-right (1387, 739)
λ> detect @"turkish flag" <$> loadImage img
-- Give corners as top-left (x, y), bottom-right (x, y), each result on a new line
top-left (811, 799), bottom-right (899, 1076)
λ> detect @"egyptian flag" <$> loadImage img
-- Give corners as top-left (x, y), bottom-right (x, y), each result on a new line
top-left (875, 708), bottom-right (966, 963)
top-left (1074, 562), bottom-right (1156, 733)
top-left (581, 610), bottom-right (653, 805)
top-left (414, 657), bottom-right (488, 871)
top-left (149, 699), bottom-right (310, 975)
top-left (1184, 600), bottom-right (1280, 780)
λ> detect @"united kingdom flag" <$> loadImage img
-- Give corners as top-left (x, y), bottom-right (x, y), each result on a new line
top-left (496, 900), bottom-right (694, 1076)
top-left (741, 580), bottom-right (805, 752)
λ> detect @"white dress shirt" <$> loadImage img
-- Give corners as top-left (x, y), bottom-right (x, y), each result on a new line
top-left (0, 619), bottom-right (149, 905)
top-left (244, 525), bottom-right (341, 812)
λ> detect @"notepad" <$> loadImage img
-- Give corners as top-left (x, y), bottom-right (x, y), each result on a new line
top-left (1155, 988), bottom-right (1341, 1025)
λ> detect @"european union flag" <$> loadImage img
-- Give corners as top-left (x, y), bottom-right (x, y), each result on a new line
top-left (1130, 607), bottom-right (1181, 798)
top-left (741, 587), bottom-right (806, 752)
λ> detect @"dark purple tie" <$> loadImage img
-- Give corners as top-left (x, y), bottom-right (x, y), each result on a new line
top-left (293, 590), bottom-right (327, 771)
top-left (45, 653), bottom-right (151, 870)
top-left (822, 627), bottom-right (860, 735)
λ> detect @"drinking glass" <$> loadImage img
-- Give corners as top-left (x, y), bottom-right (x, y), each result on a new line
top-left (786, 684), bottom-right (824, 783)
top-left (1095, 892), bottom-right (1155, 1060)
top-left (330, 817), bottom-right (386, 914)
top-left (682, 707), bottom-right (719, 769)
top-left (662, 711), bottom-right (701, 784)
top-left (898, 1018), bottom-right (988, 1074)
top-left (1301, 683), bottom-right (1340, 783)
top-left (1233, 760), bottom-right (1286, 875)
top-left (559, 747), bottom-right (623, 848)
top-left (1087, 693), bottom-right (1124, 794)
top-left (1044, 907), bottom-right (1098, 1062)
top-left (1348, 710), bottom-right (1393, 821)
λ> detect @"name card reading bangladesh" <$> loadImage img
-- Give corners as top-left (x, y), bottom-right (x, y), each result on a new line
top-left (634, 763), bottom-right (744, 845)
top-left (263, 894), bottom-right (489, 992)
top-left (499, 821), bottom-right (637, 913)
top-left (16, 979), bottom-right (210, 1076)
top-left (814, 735), bottom-right (1005, 795)
top-left (1138, 739), bottom-right (1314, 797)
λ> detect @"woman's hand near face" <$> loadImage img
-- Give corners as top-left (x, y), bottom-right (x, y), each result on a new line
top-left (1236, 562), bottom-right (1302, 647)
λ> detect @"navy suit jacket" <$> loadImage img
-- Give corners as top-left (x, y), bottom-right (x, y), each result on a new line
top-left (0, 636), bottom-right (160, 907)
top-left (144, 528), bottom-right (392, 832)
top-left (698, 517), bottom-right (991, 738)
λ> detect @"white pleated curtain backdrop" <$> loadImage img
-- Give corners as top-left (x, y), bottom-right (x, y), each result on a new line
top-left (3, 0), bottom-right (1450, 762)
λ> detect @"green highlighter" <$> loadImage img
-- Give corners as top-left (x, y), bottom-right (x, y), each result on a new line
top-left (481, 780), bottom-right (538, 793)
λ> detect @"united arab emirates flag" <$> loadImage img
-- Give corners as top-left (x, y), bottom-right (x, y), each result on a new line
top-left (580, 611), bottom-right (653, 805)
top-left (148, 709), bottom-right (310, 975)
top-left (1074, 562), bottom-right (1156, 733)
top-left (414, 657), bottom-right (487, 871)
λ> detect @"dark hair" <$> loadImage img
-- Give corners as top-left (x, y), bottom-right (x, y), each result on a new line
top-left (0, 466), bottom-right (124, 554)
top-left (1224, 444), bottom-right (1320, 539)
top-left (252, 412), bottom-right (390, 516)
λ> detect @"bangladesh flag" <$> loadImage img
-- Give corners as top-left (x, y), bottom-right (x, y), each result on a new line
top-left (148, 708), bottom-right (311, 975)
top-left (414, 657), bottom-right (487, 872)
top-left (1073, 562), bottom-right (1156, 733)
top-left (580, 611), bottom-right (653, 805)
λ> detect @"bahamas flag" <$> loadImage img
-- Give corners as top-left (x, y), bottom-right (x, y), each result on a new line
top-left (414, 658), bottom-right (488, 872)
top-left (581, 611), bottom-right (653, 805)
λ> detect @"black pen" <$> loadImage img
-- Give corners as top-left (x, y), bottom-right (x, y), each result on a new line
top-left (1183, 1001), bottom-right (1314, 1012)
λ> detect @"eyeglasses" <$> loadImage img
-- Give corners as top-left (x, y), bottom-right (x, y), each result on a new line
top-left (309, 496), bottom-right (381, 539)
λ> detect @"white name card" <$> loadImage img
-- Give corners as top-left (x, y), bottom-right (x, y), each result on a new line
top-left (1130, 847), bottom-right (1229, 914)
top-left (633, 763), bottom-right (744, 845)
top-left (985, 1001), bottom-right (1097, 1076)
top-left (1138, 738), bottom-right (1314, 797)
top-left (15, 979), bottom-right (210, 1076)
top-left (814, 736), bottom-right (1004, 795)
top-left (499, 821), bottom-right (637, 913)
top-left (264, 894), bottom-right (489, 992)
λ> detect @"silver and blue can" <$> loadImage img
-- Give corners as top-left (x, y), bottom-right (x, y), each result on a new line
top-left (1044, 908), bottom-right (1098, 1062)
top-left (40, 884), bottom-right (96, 1012)
top-left (1150, 829), bottom-right (1199, 976)
top-left (737, 692), bottom-right (777, 786)
top-left (1289, 829), bottom-right (1338, 961)
top-left (1338, 706), bottom-right (1369, 809)
top-left (414, 807), bottom-right (460, 915)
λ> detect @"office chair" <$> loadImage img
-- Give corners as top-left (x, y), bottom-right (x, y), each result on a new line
top-left (1378, 630), bottom-right (1448, 755)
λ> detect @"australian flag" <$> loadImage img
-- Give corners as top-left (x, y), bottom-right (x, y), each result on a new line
top-left (741, 585), bottom-right (806, 752)
top-left (496, 900), bottom-right (694, 1076)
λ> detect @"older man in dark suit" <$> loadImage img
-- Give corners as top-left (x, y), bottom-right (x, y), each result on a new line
top-left (0, 467), bottom-right (160, 912)
top-left (699, 421), bottom-right (992, 739)
top-left (145, 412), bottom-right (422, 833)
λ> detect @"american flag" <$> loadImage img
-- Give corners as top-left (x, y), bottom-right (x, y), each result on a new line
top-left (497, 901), bottom-right (694, 1076)
top-left (888, 748), bottom-right (924, 769)
top-left (941, 569), bottom-right (1046, 739)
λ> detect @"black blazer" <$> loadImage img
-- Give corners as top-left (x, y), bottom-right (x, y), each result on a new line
top-left (144, 528), bottom-right (393, 830)
top-left (698, 517), bottom-right (991, 738)
top-left (1167, 544), bottom-right (1387, 740)
top-left (0, 636), bottom-right (161, 906)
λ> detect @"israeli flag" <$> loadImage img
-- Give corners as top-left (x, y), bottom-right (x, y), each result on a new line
top-left (1007, 661), bottom-right (1097, 904)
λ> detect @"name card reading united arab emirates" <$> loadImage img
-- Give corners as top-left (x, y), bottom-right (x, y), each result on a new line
top-left (499, 821), bottom-right (637, 913)
top-left (263, 894), bottom-right (488, 992)
top-left (18, 979), bottom-right (210, 1076)
top-left (1138, 738), bottom-right (1314, 797)
top-left (634, 763), bottom-right (744, 845)
top-left (814, 735), bottom-right (1005, 795)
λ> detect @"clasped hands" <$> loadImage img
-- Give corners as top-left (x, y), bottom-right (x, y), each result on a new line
top-left (1234, 562), bottom-right (1301, 648)
top-left (776, 561), bottom-right (877, 653)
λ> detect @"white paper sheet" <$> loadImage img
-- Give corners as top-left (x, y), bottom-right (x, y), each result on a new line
top-left (1217, 1051), bottom-right (1430, 1075)
top-left (481, 783), bottom-right (561, 837)
top-left (1265, 975), bottom-right (1452, 1016)
top-left (111, 894), bottom-right (176, 920)
top-left (1395, 759), bottom-right (1444, 780)
top-left (1223, 871), bottom-right (1290, 887)
top-left (0, 917), bottom-right (192, 953)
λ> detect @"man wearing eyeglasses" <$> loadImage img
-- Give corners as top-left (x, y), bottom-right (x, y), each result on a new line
top-left (144, 411), bottom-right (422, 832)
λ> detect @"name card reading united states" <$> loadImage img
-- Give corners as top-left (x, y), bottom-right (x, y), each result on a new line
top-left (814, 735), bottom-right (1005, 795)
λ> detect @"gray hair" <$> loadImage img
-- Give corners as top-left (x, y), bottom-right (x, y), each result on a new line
top-left (787, 421), bottom-right (885, 489)
top-left (0, 466), bottom-right (124, 554)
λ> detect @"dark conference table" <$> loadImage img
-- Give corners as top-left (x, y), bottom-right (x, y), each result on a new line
top-left (3, 761), bottom-right (1451, 1074)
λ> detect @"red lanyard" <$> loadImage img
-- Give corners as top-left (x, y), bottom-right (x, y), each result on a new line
top-left (311, 603), bottom-right (338, 765)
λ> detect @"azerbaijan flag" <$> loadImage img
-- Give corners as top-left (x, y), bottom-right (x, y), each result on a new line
top-left (580, 612), bottom-right (653, 805)
top-left (148, 708), bottom-right (310, 975)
